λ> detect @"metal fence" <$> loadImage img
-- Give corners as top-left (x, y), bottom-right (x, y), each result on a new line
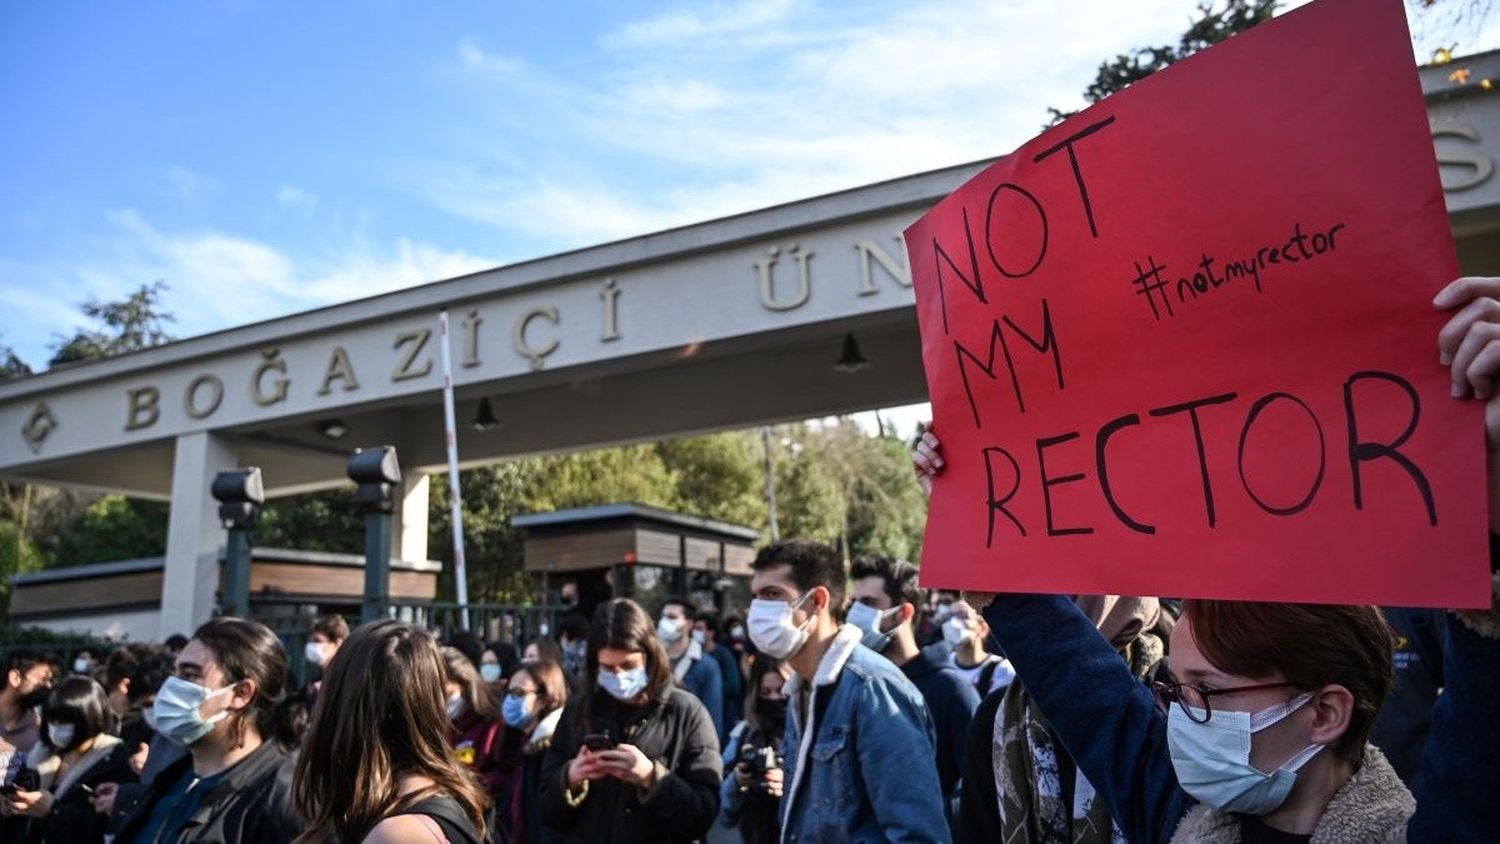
top-left (249, 597), bottom-right (566, 688)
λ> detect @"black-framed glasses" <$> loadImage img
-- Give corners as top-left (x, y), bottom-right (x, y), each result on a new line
top-left (1151, 680), bottom-right (1299, 723)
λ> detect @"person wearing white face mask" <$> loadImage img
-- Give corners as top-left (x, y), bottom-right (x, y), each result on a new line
top-left (303, 614), bottom-right (349, 683)
top-left (1, 676), bottom-right (134, 843)
top-left (943, 600), bottom-right (1014, 697)
top-left (848, 555), bottom-right (978, 838)
top-left (658, 596), bottom-right (725, 739)
top-left (539, 598), bottom-right (722, 843)
top-left (108, 617), bottom-right (300, 843)
top-left (747, 540), bottom-right (951, 843)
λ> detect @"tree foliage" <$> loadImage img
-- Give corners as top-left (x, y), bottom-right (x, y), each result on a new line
top-left (1046, 0), bottom-right (1278, 126)
top-left (50, 281), bottom-right (176, 366)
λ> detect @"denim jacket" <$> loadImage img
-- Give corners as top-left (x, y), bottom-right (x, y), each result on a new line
top-left (779, 624), bottom-right (951, 843)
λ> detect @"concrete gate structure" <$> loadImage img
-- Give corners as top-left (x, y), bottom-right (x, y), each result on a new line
top-left (3, 53), bottom-right (1498, 639)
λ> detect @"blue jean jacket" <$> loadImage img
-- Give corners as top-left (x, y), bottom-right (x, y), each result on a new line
top-left (778, 624), bottom-right (951, 843)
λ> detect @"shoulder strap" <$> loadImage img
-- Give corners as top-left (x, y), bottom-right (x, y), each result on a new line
top-left (390, 796), bottom-right (481, 844)
top-left (978, 659), bottom-right (999, 693)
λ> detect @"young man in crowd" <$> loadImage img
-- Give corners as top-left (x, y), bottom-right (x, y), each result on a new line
top-left (693, 609), bottom-right (744, 735)
top-left (659, 595), bottom-right (725, 737)
top-left (102, 643), bottom-right (154, 721)
top-left (108, 617), bottom-right (300, 843)
top-left (848, 555), bottom-right (979, 834)
top-left (556, 612), bottom-right (589, 679)
top-left (944, 600), bottom-right (1014, 698)
top-left (749, 540), bottom-right (950, 842)
top-left (0, 647), bottom-right (54, 839)
top-left (304, 613), bottom-right (349, 674)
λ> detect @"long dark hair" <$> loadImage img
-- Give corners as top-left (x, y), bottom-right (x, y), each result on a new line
top-left (190, 617), bottom-right (292, 749)
top-left (294, 620), bottom-right (488, 843)
top-left (578, 598), bottom-right (673, 732)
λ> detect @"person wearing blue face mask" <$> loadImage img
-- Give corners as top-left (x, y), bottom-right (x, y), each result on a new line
top-left (915, 273), bottom-right (1500, 844)
top-left (848, 555), bottom-right (978, 838)
top-left (109, 617), bottom-right (300, 844)
top-left (538, 598), bottom-right (722, 843)
top-left (494, 658), bottom-right (568, 844)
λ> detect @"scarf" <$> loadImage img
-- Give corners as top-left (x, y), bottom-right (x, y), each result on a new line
top-left (995, 596), bottom-right (1168, 844)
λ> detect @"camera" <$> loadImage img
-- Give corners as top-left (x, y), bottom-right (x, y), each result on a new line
top-left (736, 742), bottom-right (784, 791)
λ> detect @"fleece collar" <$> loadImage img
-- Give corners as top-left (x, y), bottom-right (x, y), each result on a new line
top-left (783, 623), bottom-right (863, 699)
top-left (1169, 744), bottom-right (1413, 844)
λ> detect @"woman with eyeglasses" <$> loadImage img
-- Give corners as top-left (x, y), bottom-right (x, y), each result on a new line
top-left (492, 658), bottom-right (567, 844)
top-left (537, 598), bottom-right (722, 843)
top-left (915, 272), bottom-right (1500, 844)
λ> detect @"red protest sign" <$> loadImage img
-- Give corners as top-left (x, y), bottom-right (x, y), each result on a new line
top-left (905, 0), bottom-right (1491, 608)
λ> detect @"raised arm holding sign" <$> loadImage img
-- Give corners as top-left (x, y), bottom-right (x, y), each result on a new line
top-left (904, 0), bottom-right (1491, 608)
top-left (905, 0), bottom-right (1500, 839)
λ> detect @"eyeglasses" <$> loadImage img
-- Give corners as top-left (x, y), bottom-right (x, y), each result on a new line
top-left (506, 688), bottom-right (536, 699)
top-left (1151, 680), bottom-right (1299, 723)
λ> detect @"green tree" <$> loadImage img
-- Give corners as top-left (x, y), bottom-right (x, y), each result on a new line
top-left (256, 487), bottom-right (364, 553)
top-left (657, 431), bottom-right (767, 528)
top-left (50, 495), bottom-right (169, 565)
top-left (1047, 0), bottom-right (1278, 126)
top-left (0, 341), bottom-right (31, 381)
top-left (50, 281), bottom-right (175, 366)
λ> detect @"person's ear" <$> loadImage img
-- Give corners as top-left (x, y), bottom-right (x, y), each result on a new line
top-left (1306, 684), bottom-right (1354, 747)
top-left (7, 668), bottom-right (19, 690)
top-left (812, 585), bottom-right (831, 615)
top-left (227, 678), bottom-right (258, 713)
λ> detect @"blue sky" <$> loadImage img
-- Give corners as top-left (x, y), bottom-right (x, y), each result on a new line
top-left (2, 0), bottom-right (1494, 409)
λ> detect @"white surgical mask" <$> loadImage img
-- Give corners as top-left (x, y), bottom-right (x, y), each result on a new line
top-left (846, 602), bottom-right (900, 653)
top-left (748, 591), bottom-right (816, 660)
top-left (304, 641), bottom-right (327, 667)
top-left (152, 676), bottom-right (237, 747)
top-left (657, 616), bottom-right (686, 644)
top-left (690, 629), bottom-right (707, 646)
top-left (72, 658), bottom-right (91, 675)
top-left (729, 625), bottom-right (745, 640)
top-left (942, 617), bottom-right (972, 648)
top-left (598, 666), bottom-right (649, 701)
top-left (480, 663), bottom-right (503, 684)
top-left (1168, 693), bottom-right (1324, 815)
top-left (46, 722), bottom-right (76, 750)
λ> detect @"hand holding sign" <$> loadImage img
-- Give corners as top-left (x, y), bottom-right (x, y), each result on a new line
top-left (1436, 276), bottom-right (1500, 533)
top-left (905, 0), bottom-right (1492, 607)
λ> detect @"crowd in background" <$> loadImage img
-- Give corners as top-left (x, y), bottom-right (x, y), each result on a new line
top-left (1, 537), bottom-right (1491, 844)
top-left (3, 267), bottom-right (1500, 842)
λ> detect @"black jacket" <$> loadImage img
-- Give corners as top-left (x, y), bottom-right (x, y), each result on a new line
top-left (538, 686), bottom-right (721, 843)
top-left (112, 740), bottom-right (300, 844)
top-left (19, 738), bottom-right (137, 844)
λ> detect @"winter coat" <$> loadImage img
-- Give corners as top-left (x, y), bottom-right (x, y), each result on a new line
top-left (538, 685), bottom-right (721, 843)
top-left (111, 739), bottom-right (299, 844)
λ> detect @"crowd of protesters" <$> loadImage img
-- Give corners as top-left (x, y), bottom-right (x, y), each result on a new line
top-left (0, 275), bottom-right (1498, 842)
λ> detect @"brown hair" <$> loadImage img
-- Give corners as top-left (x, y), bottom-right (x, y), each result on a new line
top-left (190, 617), bottom-right (290, 750)
top-left (510, 658), bottom-right (567, 720)
top-left (311, 614), bottom-right (350, 643)
top-left (743, 656), bottom-right (790, 734)
top-left (441, 646), bottom-right (498, 724)
top-left (1182, 600), bottom-right (1394, 766)
top-left (578, 598), bottom-right (674, 732)
top-left (294, 620), bottom-right (487, 842)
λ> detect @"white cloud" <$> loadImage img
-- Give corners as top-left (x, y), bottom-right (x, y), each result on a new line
top-left (163, 165), bottom-right (215, 205)
top-left (0, 210), bottom-right (498, 366)
top-left (276, 185), bottom-right (318, 209)
top-left (416, 0), bottom-right (1224, 253)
